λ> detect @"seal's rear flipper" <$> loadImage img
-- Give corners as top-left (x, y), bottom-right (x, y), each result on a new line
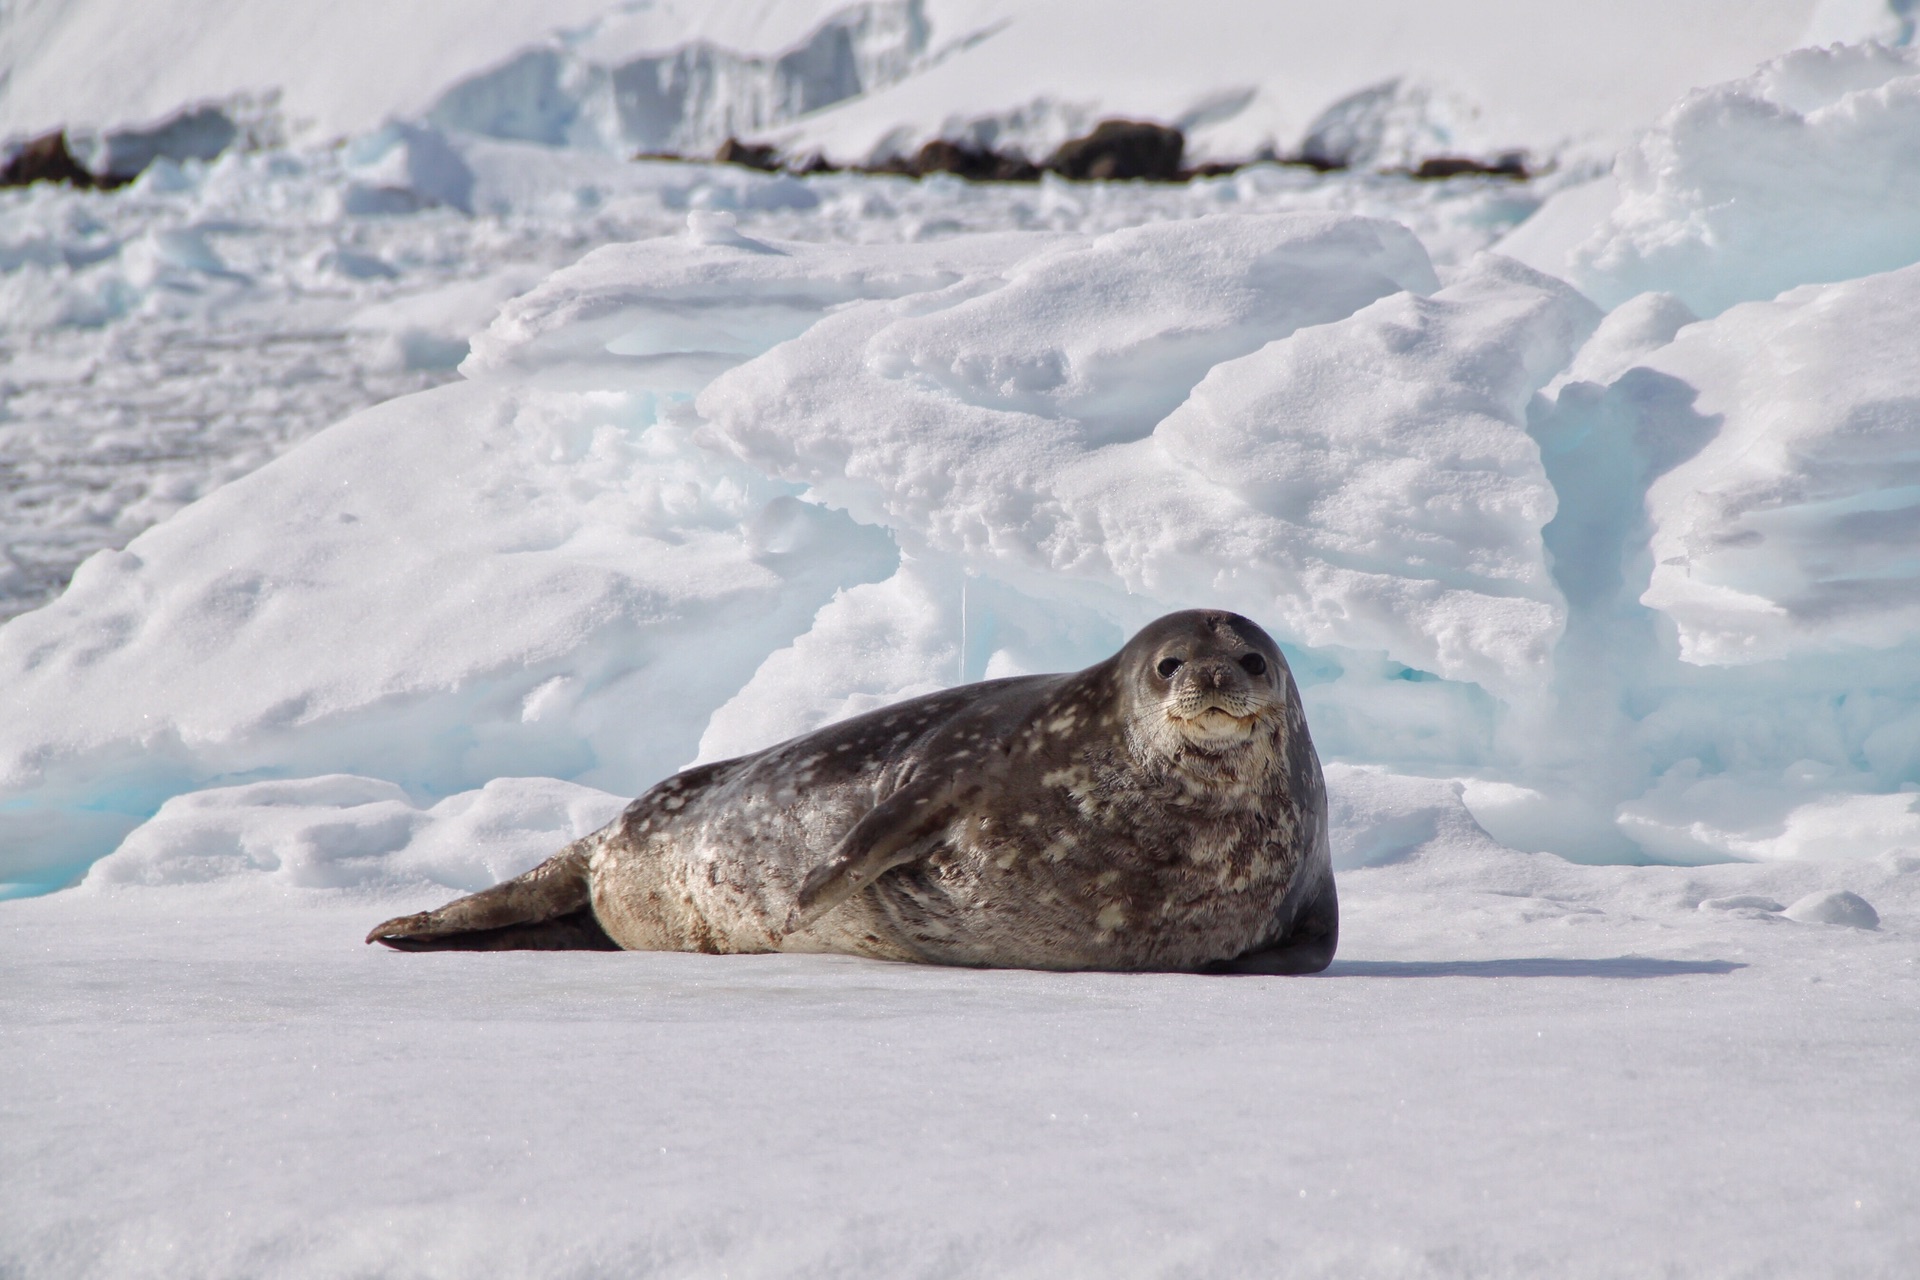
top-left (374, 906), bottom-right (620, 951)
top-left (366, 842), bottom-right (620, 952)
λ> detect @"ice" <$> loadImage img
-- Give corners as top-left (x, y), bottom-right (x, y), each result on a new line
top-left (0, 211), bottom-right (1480, 890)
top-left (774, 1), bottom-right (1841, 169)
top-left (340, 124), bottom-right (475, 215)
top-left (694, 225), bottom-right (1597, 706)
top-left (8, 86), bottom-right (1920, 884)
top-left (87, 774), bottom-right (625, 893)
top-left (1635, 263), bottom-right (1920, 665)
top-left (1571, 44), bottom-right (1920, 316)
top-left (1321, 764), bottom-right (1506, 868)
top-left (424, 0), bottom-right (934, 157)
top-left (1296, 78), bottom-right (1491, 171)
top-left (0, 367), bottom-right (902, 892)
top-left (1527, 251), bottom-right (1920, 841)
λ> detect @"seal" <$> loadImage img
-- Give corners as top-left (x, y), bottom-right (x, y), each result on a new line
top-left (367, 609), bottom-right (1337, 973)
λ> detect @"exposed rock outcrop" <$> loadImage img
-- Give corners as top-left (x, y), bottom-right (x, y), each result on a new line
top-left (1044, 119), bottom-right (1184, 181)
top-left (0, 132), bottom-right (117, 189)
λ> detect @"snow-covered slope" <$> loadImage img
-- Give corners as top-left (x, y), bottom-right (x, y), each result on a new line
top-left (6, 0), bottom-right (1907, 170)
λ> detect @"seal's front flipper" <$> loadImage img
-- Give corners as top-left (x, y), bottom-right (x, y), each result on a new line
top-left (367, 841), bottom-right (619, 951)
top-left (1206, 868), bottom-right (1338, 975)
top-left (788, 779), bottom-right (968, 933)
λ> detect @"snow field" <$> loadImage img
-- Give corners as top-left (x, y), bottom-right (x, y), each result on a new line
top-left (5, 832), bottom-right (1916, 1278)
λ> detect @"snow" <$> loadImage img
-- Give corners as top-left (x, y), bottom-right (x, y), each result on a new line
top-left (1782, 886), bottom-right (1883, 926)
top-left (1636, 262), bottom-right (1920, 665)
top-left (2, 0), bottom-right (1889, 172)
top-left (1569, 43), bottom-right (1920, 316)
top-left (4, 812), bottom-right (1917, 1276)
top-left (774, 0), bottom-right (1838, 169)
top-left (6, 9), bottom-right (1920, 1272)
top-left (0, 136), bottom-right (1537, 632)
top-left (88, 775), bottom-right (627, 892)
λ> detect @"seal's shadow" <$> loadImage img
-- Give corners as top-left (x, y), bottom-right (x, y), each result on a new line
top-left (1322, 957), bottom-right (1745, 979)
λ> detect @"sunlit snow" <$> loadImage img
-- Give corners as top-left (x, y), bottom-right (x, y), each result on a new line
top-left (4, 6), bottom-right (1920, 1276)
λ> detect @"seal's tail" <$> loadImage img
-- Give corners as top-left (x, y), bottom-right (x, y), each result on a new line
top-left (365, 839), bottom-right (620, 951)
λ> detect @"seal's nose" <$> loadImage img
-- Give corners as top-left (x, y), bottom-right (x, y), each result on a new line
top-left (1187, 660), bottom-right (1238, 692)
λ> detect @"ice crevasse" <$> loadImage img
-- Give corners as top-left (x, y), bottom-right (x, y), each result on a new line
top-left (7, 44), bottom-right (1920, 896)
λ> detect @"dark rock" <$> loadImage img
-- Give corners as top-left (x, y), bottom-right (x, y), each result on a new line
top-left (909, 139), bottom-right (1039, 182)
top-left (715, 138), bottom-right (781, 171)
top-left (1046, 120), bottom-right (1184, 181)
top-left (1291, 153), bottom-right (1349, 173)
top-left (0, 132), bottom-right (108, 189)
top-left (1413, 153), bottom-right (1529, 180)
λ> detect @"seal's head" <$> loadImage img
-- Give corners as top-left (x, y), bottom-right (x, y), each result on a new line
top-left (1117, 610), bottom-right (1292, 789)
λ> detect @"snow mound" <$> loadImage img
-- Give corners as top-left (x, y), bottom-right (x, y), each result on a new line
top-left (1573, 43), bottom-right (1920, 316)
top-left (1781, 887), bottom-right (1880, 927)
top-left (1323, 764), bottom-right (1505, 868)
top-left (1634, 262), bottom-right (1920, 665)
top-left (699, 227), bottom-right (1594, 698)
top-left (1297, 78), bottom-right (1493, 171)
top-left (85, 774), bottom-right (625, 893)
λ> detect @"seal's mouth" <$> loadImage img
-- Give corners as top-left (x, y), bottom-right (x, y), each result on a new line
top-left (1167, 699), bottom-right (1264, 743)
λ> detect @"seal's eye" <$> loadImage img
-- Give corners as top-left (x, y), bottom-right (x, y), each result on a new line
top-left (1156, 657), bottom-right (1184, 679)
top-left (1239, 653), bottom-right (1268, 677)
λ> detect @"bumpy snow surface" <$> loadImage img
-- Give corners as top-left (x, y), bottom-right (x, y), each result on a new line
top-left (5, 27), bottom-right (1920, 1278)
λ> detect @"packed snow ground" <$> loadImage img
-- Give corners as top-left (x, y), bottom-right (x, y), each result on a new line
top-left (4, 822), bottom-right (1916, 1278)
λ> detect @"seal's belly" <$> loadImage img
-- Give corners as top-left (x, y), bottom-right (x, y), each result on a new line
top-left (868, 821), bottom-right (1301, 970)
